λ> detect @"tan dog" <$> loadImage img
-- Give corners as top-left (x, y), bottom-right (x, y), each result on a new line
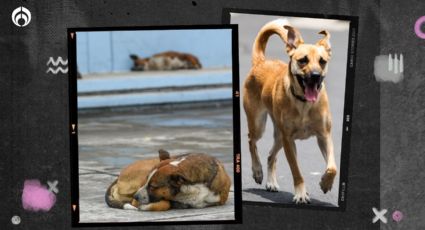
top-left (243, 19), bottom-right (337, 204)
top-left (133, 152), bottom-right (231, 211)
top-left (105, 150), bottom-right (172, 211)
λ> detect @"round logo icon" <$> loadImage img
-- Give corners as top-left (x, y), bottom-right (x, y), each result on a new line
top-left (11, 215), bottom-right (21, 225)
top-left (11, 6), bottom-right (31, 27)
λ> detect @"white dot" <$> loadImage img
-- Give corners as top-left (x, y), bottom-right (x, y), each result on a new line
top-left (11, 215), bottom-right (21, 225)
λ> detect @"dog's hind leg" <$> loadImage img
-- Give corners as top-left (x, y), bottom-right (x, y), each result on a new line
top-left (245, 105), bottom-right (267, 185)
top-left (266, 122), bottom-right (282, 192)
top-left (317, 134), bottom-right (337, 193)
top-left (282, 137), bottom-right (310, 204)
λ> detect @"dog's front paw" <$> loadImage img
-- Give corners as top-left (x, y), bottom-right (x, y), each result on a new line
top-left (265, 181), bottom-right (279, 192)
top-left (138, 204), bottom-right (152, 211)
top-left (253, 171), bottom-right (263, 184)
top-left (252, 167), bottom-right (263, 184)
top-left (293, 183), bottom-right (310, 204)
top-left (293, 192), bottom-right (310, 204)
top-left (319, 168), bottom-right (337, 194)
top-left (138, 200), bottom-right (171, 211)
top-left (123, 203), bottom-right (138, 210)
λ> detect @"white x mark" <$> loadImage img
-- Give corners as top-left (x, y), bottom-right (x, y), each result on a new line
top-left (372, 207), bottom-right (387, 224)
top-left (47, 180), bottom-right (59, 194)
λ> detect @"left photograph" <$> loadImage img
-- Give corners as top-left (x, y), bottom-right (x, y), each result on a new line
top-left (68, 25), bottom-right (241, 226)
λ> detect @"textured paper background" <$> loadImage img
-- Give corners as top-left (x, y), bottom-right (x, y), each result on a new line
top-left (0, 0), bottom-right (384, 229)
top-left (380, 0), bottom-right (425, 229)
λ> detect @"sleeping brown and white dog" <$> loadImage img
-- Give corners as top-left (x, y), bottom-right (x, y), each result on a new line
top-left (130, 51), bottom-right (202, 71)
top-left (133, 151), bottom-right (231, 211)
top-left (105, 149), bottom-right (231, 211)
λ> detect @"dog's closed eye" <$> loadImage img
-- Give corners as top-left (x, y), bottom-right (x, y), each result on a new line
top-left (297, 56), bottom-right (309, 65)
top-left (149, 184), bottom-right (159, 190)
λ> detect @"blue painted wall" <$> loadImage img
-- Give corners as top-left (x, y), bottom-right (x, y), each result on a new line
top-left (76, 29), bottom-right (232, 74)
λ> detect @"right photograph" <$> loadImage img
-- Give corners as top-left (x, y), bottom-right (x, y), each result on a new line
top-left (227, 10), bottom-right (357, 208)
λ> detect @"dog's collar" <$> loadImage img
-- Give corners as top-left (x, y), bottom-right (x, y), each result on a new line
top-left (290, 86), bottom-right (307, 102)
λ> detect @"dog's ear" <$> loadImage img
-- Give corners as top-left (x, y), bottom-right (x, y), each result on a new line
top-left (283, 25), bottom-right (304, 55)
top-left (316, 30), bottom-right (332, 55)
top-left (169, 174), bottom-right (187, 196)
top-left (158, 149), bottom-right (171, 161)
top-left (169, 174), bottom-right (189, 187)
top-left (129, 54), bottom-right (139, 61)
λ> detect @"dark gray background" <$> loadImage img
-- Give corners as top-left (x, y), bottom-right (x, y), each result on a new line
top-left (380, 0), bottom-right (425, 229)
top-left (2, 0), bottom-right (420, 229)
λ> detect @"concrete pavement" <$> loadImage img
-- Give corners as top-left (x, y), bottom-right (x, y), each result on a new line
top-left (77, 68), bottom-right (232, 109)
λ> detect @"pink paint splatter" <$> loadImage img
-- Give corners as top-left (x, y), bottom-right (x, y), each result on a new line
top-left (392, 210), bottom-right (403, 222)
top-left (22, 180), bottom-right (56, 212)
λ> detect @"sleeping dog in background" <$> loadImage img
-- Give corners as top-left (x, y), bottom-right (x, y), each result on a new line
top-left (105, 149), bottom-right (231, 211)
top-left (130, 51), bottom-right (202, 71)
top-left (243, 19), bottom-right (337, 204)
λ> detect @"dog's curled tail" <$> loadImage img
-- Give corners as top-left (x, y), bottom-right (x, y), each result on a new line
top-left (105, 179), bottom-right (125, 209)
top-left (252, 19), bottom-right (290, 66)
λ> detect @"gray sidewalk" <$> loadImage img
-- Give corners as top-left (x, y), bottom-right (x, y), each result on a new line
top-left (78, 68), bottom-right (232, 109)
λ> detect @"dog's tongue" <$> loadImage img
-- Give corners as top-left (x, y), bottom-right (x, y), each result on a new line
top-left (304, 85), bottom-right (319, 102)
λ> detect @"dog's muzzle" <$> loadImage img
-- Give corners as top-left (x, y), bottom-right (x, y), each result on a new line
top-left (296, 72), bottom-right (324, 102)
top-left (133, 187), bottom-right (150, 204)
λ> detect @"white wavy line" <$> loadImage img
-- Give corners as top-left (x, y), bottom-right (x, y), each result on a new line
top-left (47, 57), bottom-right (68, 66)
top-left (46, 67), bottom-right (68, 74)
